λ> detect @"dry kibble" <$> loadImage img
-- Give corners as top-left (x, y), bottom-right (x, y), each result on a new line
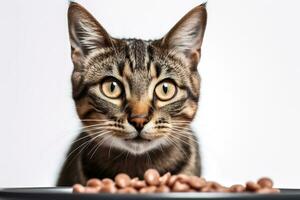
top-left (256, 188), bottom-right (279, 194)
top-left (139, 186), bottom-right (157, 193)
top-left (72, 171), bottom-right (279, 194)
top-left (159, 172), bottom-right (171, 185)
top-left (100, 178), bottom-right (117, 193)
top-left (229, 184), bottom-right (245, 193)
top-left (84, 186), bottom-right (100, 193)
top-left (172, 181), bottom-right (190, 192)
top-left (188, 176), bottom-right (206, 189)
top-left (132, 180), bottom-right (147, 189)
top-left (115, 173), bottom-right (131, 188)
top-left (201, 186), bottom-right (214, 192)
top-left (156, 185), bottom-right (171, 193)
top-left (271, 188), bottom-right (280, 193)
top-left (167, 175), bottom-right (178, 187)
top-left (86, 178), bottom-right (102, 188)
top-left (246, 181), bottom-right (261, 191)
top-left (144, 169), bottom-right (160, 186)
top-left (131, 177), bottom-right (139, 184)
top-left (257, 177), bottom-right (273, 188)
top-left (257, 188), bottom-right (273, 194)
top-left (102, 178), bottom-right (114, 185)
top-left (209, 181), bottom-right (222, 190)
top-left (72, 184), bottom-right (85, 193)
top-left (216, 187), bottom-right (230, 193)
top-left (117, 187), bottom-right (137, 194)
top-left (177, 174), bottom-right (190, 184)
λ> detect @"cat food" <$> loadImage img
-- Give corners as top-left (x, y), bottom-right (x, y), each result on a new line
top-left (72, 169), bottom-right (280, 194)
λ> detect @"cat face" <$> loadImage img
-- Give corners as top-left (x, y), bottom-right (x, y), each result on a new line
top-left (68, 2), bottom-right (207, 154)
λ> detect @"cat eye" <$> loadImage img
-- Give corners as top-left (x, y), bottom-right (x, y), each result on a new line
top-left (101, 78), bottom-right (122, 99)
top-left (155, 80), bottom-right (177, 101)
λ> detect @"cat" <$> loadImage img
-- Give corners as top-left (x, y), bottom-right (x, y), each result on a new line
top-left (57, 1), bottom-right (207, 186)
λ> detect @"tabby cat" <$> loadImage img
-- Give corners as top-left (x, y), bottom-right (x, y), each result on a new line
top-left (57, 2), bottom-right (207, 186)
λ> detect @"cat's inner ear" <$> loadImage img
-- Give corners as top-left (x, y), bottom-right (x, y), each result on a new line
top-left (160, 4), bottom-right (207, 69)
top-left (68, 2), bottom-right (113, 68)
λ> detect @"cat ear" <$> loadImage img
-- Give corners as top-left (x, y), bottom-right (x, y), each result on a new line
top-left (160, 4), bottom-right (207, 69)
top-left (68, 2), bottom-right (113, 68)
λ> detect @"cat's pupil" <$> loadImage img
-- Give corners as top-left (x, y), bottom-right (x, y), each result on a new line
top-left (162, 83), bottom-right (168, 94)
top-left (110, 82), bottom-right (116, 92)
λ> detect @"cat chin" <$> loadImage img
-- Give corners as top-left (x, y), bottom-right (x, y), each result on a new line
top-left (102, 135), bottom-right (169, 155)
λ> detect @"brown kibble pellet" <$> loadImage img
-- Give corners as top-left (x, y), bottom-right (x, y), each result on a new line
top-left (102, 178), bottom-right (114, 185)
top-left (72, 184), bottom-right (85, 193)
top-left (246, 181), bottom-right (261, 191)
top-left (117, 187), bottom-right (138, 194)
top-left (256, 188), bottom-right (280, 194)
top-left (167, 175), bottom-right (178, 187)
top-left (159, 172), bottom-right (171, 185)
top-left (100, 183), bottom-right (117, 193)
top-left (115, 173), bottom-right (131, 188)
top-left (156, 185), bottom-right (171, 193)
top-left (257, 177), bottom-right (273, 188)
top-left (172, 181), bottom-right (190, 192)
top-left (271, 188), bottom-right (280, 193)
top-left (86, 178), bottom-right (102, 188)
top-left (209, 181), bottom-right (222, 190)
top-left (139, 186), bottom-right (157, 193)
top-left (188, 176), bottom-right (206, 189)
top-left (177, 174), bottom-right (190, 184)
top-left (132, 180), bottom-right (146, 189)
top-left (84, 186), bottom-right (100, 193)
top-left (201, 185), bottom-right (214, 192)
top-left (229, 184), bottom-right (245, 193)
top-left (72, 170), bottom-right (279, 194)
top-left (144, 169), bottom-right (160, 186)
top-left (217, 187), bottom-right (230, 193)
top-left (131, 177), bottom-right (139, 183)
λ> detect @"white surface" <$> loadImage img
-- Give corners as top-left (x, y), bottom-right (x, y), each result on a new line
top-left (0, 0), bottom-right (299, 188)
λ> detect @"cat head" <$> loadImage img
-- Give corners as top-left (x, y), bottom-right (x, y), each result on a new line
top-left (68, 2), bottom-right (207, 154)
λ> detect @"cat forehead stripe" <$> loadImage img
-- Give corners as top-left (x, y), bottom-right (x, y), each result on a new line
top-left (126, 40), bottom-right (149, 70)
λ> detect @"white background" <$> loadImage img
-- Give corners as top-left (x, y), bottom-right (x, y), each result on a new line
top-left (0, 0), bottom-right (299, 188)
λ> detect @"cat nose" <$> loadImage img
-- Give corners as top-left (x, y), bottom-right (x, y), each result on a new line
top-left (128, 114), bottom-right (149, 132)
top-left (127, 100), bottom-right (150, 132)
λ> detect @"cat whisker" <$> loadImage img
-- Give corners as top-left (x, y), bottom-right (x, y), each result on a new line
top-left (125, 151), bottom-right (130, 164)
top-left (171, 130), bottom-right (197, 142)
top-left (171, 120), bottom-right (192, 123)
top-left (65, 130), bottom-right (111, 162)
top-left (108, 136), bottom-right (115, 158)
top-left (67, 125), bottom-right (111, 145)
top-left (171, 122), bottom-right (191, 126)
top-left (158, 144), bottom-right (164, 153)
top-left (146, 152), bottom-right (152, 165)
top-left (165, 136), bottom-right (188, 159)
top-left (79, 131), bottom-right (112, 161)
top-left (171, 125), bottom-right (192, 132)
top-left (168, 133), bottom-right (195, 148)
top-left (170, 129), bottom-right (200, 146)
top-left (82, 125), bottom-right (110, 133)
top-left (69, 126), bottom-right (110, 145)
top-left (81, 123), bottom-right (107, 129)
top-left (111, 150), bottom-right (126, 162)
top-left (89, 134), bottom-right (113, 160)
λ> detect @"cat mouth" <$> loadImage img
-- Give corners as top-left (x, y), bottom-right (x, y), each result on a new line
top-left (125, 135), bottom-right (151, 143)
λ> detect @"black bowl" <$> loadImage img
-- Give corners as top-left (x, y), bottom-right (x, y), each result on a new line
top-left (1, 187), bottom-right (300, 200)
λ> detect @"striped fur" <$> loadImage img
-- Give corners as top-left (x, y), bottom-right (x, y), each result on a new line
top-left (57, 2), bottom-right (207, 186)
